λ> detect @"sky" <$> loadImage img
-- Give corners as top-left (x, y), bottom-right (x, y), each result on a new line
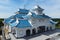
top-left (0, 0), bottom-right (60, 18)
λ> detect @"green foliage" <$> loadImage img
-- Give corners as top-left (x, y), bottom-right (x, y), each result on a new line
top-left (0, 19), bottom-right (4, 27)
top-left (0, 18), bottom-right (4, 35)
top-left (52, 18), bottom-right (60, 29)
top-left (52, 18), bottom-right (60, 22)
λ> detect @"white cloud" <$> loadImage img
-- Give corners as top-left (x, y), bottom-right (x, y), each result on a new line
top-left (39, 0), bottom-right (60, 18)
top-left (0, 0), bottom-right (60, 18)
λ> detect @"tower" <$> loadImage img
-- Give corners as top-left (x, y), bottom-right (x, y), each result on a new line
top-left (33, 5), bottom-right (44, 15)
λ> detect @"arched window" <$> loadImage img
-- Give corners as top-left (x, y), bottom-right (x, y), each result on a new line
top-left (32, 28), bottom-right (36, 35)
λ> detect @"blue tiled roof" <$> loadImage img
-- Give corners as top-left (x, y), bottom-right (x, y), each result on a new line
top-left (16, 20), bottom-right (31, 28)
top-left (32, 13), bottom-right (51, 18)
top-left (4, 18), bottom-right (12, 24)
top-left (9, 20), bottom-right (18, 27)
top-left (19, 9), bottom-right (29, 13)
top-left (50, 21), bottom-right (55, 24)
top-left (9, 14), bottom-right (27, 19)
top-left (14, 14), bottom-right (25, 19)
top-left (4, 18), bottom-right (16, 24)
top-left (22, 15), bottom-right (31, 19)
top-left (10, 19), bottom-right (16, 23)
top-left (50, 20), bottom-right (57, 24)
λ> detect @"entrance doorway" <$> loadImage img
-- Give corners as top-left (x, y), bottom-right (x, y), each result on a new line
top-left (26, 29), bottom-right (30, 36)
top-left (38, 26), bottom-right (45, 33)
top-left (50, 27), bottom-right (52, 30)
top-left (32, 28), bottom-right (36, 35)
top-left (47, 27), bottom-right (49, 31)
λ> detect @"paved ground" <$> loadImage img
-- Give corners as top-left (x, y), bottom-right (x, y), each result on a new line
top-left (3, 29), bottom-right (60, 40)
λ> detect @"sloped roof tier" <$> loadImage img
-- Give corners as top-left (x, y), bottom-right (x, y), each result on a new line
top-left (16, 20), bottom-right (31, 28)
top-left (13, 14), bottom-right (26, 19)
top-left (18, 9), bottom-right (29, 14)
top-left (50, 20), bottom-right (57, 24)
top-left (4, 18), bottom-right (14, 24)
top-left (32, 13), bottom-right (51, 18)
top-left (9, 14), bottom-right (26, 19)
top-left (7, 19), bottom-right (31, 28)
top-left (10, 19), bottom-right (16, 23)
top-left (9, 20), bottom-right (18, 27)
top-left (22, 12), bottom-right (51, 19)
top-left (22, 15), bottom-right (31, 19)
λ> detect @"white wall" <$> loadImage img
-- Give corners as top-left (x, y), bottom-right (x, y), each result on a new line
top-left (8, 25), bottom-right (11, 32)
top-left (15, 28), bottom-right (25, 37)
top-left (29, 18), bottom-right (50, 28)
top-left (15, 27), bottom-right (32, 37)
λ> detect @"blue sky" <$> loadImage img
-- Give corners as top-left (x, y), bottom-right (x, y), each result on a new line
top-left (0, 0), bottom-right (60, 18)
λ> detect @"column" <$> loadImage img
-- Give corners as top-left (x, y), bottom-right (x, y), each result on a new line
top-left (45, 26), bottom-right (47, 31)
top-left (30, 29), bottom-right (32, 35)
top-left (15, 28), bottom-right (18, 38)
top-left (48, 26), bottom-right (50, 31)
top-left (36, 28), bottom-right (38, 33)
top-left (52, 25), bottom-right (55, 30)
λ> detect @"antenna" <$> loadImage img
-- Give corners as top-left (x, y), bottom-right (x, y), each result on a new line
top-left (23, 0), bottom-right (28, 9)
top-left (24, 4), bottom-right (26, 9)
